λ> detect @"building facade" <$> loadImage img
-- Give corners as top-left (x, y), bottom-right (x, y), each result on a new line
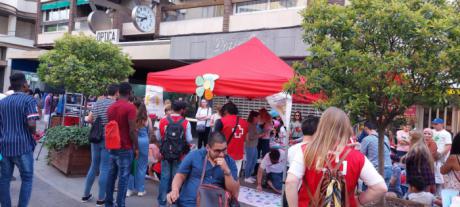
top-left (0, 0), bottom-right (38, 91)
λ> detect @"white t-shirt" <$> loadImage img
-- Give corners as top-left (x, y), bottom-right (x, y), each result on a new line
top-left (408, 192), bottom-right (435, 206)
top-left (261, 150), bottom-right (286, 174)
top-left (287, 145), bottom-right (384, 187)
top-left (433, 129), bottom-right (452, 184)
top-left (195, 107), bottom-right (212, 127)
top-left (288, 141), bottom-right (308, 165)
top-left (433, 129), bottom-right (452, 160)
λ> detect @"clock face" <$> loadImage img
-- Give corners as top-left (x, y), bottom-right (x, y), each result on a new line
top-left (132, 5), bottom-right (155, 33)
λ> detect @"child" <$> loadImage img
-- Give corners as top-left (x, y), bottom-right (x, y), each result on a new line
top-left (407, 176), bottom-right (441, 206)
top-left (388, 155), bottom-right (403, 198)
top-left (148, 126), bottom-right (161, 181)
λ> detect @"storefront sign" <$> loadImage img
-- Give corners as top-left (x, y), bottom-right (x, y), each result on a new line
top-left (95, 29), bottom-right (119, 43)
top-left (170, 27), bottom-right (308, 60)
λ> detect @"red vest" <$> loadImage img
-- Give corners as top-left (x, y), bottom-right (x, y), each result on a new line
top-left (298, 146), bottom-right (365, 207)
top-left (220, 115), bottom-right (248, 160)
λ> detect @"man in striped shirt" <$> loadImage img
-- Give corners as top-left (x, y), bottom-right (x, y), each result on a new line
top-left (0, 73), bottom-right (40, 207)
top-left (81, 84), bottom-right (119, 206)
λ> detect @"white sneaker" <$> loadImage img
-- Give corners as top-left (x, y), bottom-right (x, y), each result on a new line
top-left (244, 178), bottom-right (255, 184)
top-left (126, 190), bottom-right (136, 197)
top-left (137, 191), bottom-right (147, 197)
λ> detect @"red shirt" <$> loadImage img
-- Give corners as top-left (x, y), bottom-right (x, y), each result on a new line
top-left (219, 115), bottom-right (248, 160)
top-left (158, 114), bottom-right (189, 139)
top-left (298, 146), bottom-right (365, 207)
top-left (107, 99), bottom-right (137, 150)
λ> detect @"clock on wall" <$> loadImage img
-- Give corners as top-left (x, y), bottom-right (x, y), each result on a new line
top-left (131, 5), bottom-right (155, 33)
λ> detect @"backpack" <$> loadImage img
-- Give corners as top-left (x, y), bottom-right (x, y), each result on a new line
top-left (160, 116), bottom-right (188, 161)
top-left (306, 148), bottom-right (352, 207)
top-left (88, 117), bottom-right (104, 143)
top-left (105, 120), bottom-right (121, 150)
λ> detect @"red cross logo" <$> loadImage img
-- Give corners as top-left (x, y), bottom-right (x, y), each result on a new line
top-left (234, 125), bottom-right (244, 138)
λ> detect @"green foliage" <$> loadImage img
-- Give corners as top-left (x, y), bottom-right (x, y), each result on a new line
top-left (45, 126), bottom-right (90, 151)
top-left (290, 0), bottom-right (460, 127)
top-left (37, 33), bottom-right (134, 96)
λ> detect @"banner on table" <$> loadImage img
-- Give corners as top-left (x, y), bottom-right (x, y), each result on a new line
top-left (145, 85), bottom-right (164, 119)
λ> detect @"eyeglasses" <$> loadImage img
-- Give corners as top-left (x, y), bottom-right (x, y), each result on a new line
top-left (424, 133), bottom-right (432, 135)
top-left (211, 147), bottom-right (227, 154)
top-left (295, 115), bottom-right (300, 117)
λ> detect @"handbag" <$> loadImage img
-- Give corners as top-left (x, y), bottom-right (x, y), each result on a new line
top-left (196, 154), bottom-right (240, 207)
top-left (197, 108), bottom-right (210, 133)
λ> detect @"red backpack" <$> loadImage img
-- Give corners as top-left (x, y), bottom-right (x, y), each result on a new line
top-left (105, 120), bottom-right (121, 150)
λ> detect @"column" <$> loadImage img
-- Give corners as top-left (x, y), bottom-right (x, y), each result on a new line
top-left (7, 15), bottom-right (17, 36)
top-left (223, 0), bottom-right (232, 32)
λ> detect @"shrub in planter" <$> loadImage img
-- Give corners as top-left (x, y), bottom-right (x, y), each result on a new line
top-left (45, 126), bottom-right (91, 176)
top-left (45, 126), bottom-right (90, 151)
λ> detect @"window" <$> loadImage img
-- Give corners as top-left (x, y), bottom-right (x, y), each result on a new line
top-left (0, 47), bottom-right (6, 61)
top-left (42, 8), bottom-right (69, 22)
top-left (163, 5), bottom-right (224, 21)
top-left (234, 0), bottom-right (305, 14)
top-left (43, 23), bottom-right (68, 32)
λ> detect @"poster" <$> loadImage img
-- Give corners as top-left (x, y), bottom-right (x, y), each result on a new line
top-left (266, 92), bottom-right (293, 133)
top-left (145, 85), bottom-right (164, 119)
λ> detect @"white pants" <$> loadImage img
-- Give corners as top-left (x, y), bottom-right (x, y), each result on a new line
top-left (235, 160), bottom-right (243, 178)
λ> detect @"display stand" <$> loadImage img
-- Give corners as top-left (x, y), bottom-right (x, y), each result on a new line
top-left (62, 93), bottom-right (85, 127)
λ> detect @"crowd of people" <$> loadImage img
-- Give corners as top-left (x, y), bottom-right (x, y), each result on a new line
top-left (1, 72), bottom-right (460, 207)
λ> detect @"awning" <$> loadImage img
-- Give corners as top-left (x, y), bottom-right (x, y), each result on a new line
top-left (41, 0), bottom-right (89, 11)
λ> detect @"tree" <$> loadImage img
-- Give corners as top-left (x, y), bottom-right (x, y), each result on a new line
top-left (38, 33), bottom-right (134, 96)
top-left (287, 0), bottom-right (460, 176)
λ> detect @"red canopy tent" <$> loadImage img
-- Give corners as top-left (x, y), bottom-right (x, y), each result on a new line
top-left (147, 37), bottom-right (320, 103)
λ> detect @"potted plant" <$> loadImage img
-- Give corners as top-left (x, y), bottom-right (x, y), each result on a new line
top-left (45, 126), bottom-right (91, 176)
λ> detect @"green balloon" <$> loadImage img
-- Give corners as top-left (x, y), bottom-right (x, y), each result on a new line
top-left (196, 87), bottom-right (205, 97)
top-left (195, 76), bottom-right (204, 86)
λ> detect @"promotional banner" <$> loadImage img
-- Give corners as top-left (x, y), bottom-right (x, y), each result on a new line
top-left (266, 92), bottom-right (293, 133)
top-left (145, 85), bottom-right (164, 119)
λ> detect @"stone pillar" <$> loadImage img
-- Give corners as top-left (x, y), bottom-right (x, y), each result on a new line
top-left (3, 55), bottom-right (12, 92)
top-left (223, 0), bottom-right (232, 32)
top-left (7, 15), bottom-right (17, 36)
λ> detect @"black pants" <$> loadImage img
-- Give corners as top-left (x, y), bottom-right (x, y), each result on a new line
top-left (257, 139), bottom-right (270, 159)
top-left (197, 127), bottom-right (210, 149)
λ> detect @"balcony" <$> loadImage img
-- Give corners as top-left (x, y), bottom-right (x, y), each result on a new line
top-left (159, 17), bottom-right (224, 36)
top-left (2, 0), bottom-right (37, 14)
top-left (229, 7), bottom-right (303, 32)
top-left (37, 31), bottom-right (66, 45)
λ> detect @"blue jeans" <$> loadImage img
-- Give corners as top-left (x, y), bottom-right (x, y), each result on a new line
top-left (83, 141), bottom-right (110, 200)
top-left (362, 166), bottom-right (392, 191)
top-left (267, 172), bottom-right (283, 191)
top-left (105, 149), bottom-right (133, 207)
top-left (257, 139), bottom-right (270, 159)
top-left (158, 160), bottom-right (180, 206)
top-left (128, 137), bottom-right (149, 192)
top-left (244, 147), bottom-right (258, 178)
top-left (0, 152), bottom-right (34, 207)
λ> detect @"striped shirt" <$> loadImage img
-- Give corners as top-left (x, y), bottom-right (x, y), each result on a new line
top-left (92, 98), bottom-right (115, 126)
top-left (0, 92), bottom-right (40, 156)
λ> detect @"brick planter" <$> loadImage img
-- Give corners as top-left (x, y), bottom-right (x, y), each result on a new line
top-left (49, 143), bottom-right (91, 176)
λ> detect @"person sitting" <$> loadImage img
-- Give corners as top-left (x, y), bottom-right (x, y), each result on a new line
top-left (256, 148), bottom-right (286, 194)
top-left (407, 176), bottom-right (441, 206)
top-left (166, 132), bottom-right (239, 207)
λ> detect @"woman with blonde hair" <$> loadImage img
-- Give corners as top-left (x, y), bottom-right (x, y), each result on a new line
top-left (402, 131), bottom-right (436, 193)
top-left (285, 107), bottom-right (387, 207)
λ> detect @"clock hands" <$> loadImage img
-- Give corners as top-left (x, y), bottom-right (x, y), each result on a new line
top-left (137, 15), bottom-right (148, 21)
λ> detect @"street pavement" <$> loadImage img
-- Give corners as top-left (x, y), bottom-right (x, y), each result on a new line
top-left (6, 121), bottom-right (253, 207)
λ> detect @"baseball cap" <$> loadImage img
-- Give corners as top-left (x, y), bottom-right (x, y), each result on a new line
top-left (432, 118), bottom-right (444, 124)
